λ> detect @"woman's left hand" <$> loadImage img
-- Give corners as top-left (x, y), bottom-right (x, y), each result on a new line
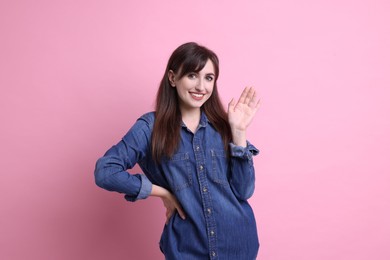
top-left (228, 87), bottom-right (261, 132)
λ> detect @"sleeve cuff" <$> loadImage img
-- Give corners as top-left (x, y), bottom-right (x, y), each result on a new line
top-left (124, 174), bottom-right (152, 202)
top-left (229, 141), bottom-right (259, 160)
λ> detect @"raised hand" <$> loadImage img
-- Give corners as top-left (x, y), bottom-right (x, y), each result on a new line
top-left (228, 87), bottom-right (261, 146)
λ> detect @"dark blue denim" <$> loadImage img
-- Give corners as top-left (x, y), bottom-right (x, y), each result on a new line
top-left (95, 112), bottom-right (260, 259)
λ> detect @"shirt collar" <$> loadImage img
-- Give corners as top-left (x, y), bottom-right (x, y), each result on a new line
top-left (180, 110), bottom-right (209, 129)
top-left (199, 110), bottom-right (208, 128)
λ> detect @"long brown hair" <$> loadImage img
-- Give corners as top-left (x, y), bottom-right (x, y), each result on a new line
top-left (152, 42), bottom-right (232, 162)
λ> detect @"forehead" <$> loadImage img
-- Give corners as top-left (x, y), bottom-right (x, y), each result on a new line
top-left (198, 59), bottom-right (215, 74)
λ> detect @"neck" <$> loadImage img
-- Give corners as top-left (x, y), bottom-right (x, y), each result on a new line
top-left (180, 107), bottom-right (201, 133)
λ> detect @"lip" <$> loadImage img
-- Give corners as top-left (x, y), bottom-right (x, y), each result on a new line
top-left (190, 92), bottom-right (205, 101)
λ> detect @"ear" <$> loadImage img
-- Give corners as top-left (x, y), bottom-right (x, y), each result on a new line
top-left (168, 70), bottom-right (176, 87)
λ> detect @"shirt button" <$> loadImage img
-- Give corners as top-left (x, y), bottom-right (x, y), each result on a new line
top-left (210, 230), bottom-right (215, 236)
top-left (199, 165), bottom-right (203, 171)
top-left (211, 251), bottom-right (216, 257)
top-left (196, 146), bottom-right (200, 151)
top-left (207, 208), bottom-right (211, 214)
top-left (203, 187), bottom-right (207, 193)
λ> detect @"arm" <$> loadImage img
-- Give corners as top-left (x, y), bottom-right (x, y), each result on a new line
top-left (229, 142), bottom-right (259, 200)
top-left (94, 118), bottom-right (153, 202)
top-left (228, 87), bottom-right (261, 200)
top-left (94, 116), bottom-right (186, 221)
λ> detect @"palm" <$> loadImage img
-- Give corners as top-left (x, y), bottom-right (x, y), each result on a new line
top-left (228, 87), bottom-right (260, 131)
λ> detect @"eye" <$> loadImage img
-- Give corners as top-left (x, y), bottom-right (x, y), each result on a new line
top-left (206, 75), bottom-right (214, 81)
top-left (187, 73), bottom-right (197, 79)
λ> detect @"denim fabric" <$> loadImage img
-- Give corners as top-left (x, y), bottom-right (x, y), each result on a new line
top-left (95, 112), bottom-right (260, 259)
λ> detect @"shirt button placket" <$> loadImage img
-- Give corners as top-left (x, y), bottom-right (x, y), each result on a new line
top-left (193, 135), bottom-right (217, 259)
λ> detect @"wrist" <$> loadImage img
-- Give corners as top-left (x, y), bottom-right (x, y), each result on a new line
top-left (231, 129), bottom-right (247, 147)
top-left (151, 184), bottom-right (170, 198)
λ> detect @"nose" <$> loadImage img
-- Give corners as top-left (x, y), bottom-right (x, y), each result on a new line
top-left (195, 78), bottom-right (205, 92)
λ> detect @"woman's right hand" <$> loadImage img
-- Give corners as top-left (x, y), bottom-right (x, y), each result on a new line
top-left (151, 184), bottom-right (186, 224)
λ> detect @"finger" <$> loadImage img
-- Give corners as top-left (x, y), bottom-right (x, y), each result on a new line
top-left (228, 98), bottom-right (235, 112)
top-left (244, 87), bottom-right (255, 105)
top-left (175, 204), bottom-right (186, 220)
top-left (238, 87), bottom-right (249, 104)
top-left (255, 98), bottom-right (261, 110)
top-left (253, 89), bottom-right (261, 109)
top-left (165, 210), bottom-right (172, 224)
top-left (248, 89), bottom-right (258, 108)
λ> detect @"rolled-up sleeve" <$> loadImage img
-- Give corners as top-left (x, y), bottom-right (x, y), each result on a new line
top-left (229, 141), bottom-right (259, 201)
top-left (94, 117), bottom-right (153, 202)
top-left (125, 174), bottom-right (152, 201)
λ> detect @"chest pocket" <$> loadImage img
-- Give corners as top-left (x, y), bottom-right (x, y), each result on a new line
top-left (210, 149), bottom-right (229, 186)
top-left (163, 152), bottom-right (193, 192)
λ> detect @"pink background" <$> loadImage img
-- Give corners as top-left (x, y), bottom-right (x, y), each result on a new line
top-left (1, 0), bottom-right (389, 259)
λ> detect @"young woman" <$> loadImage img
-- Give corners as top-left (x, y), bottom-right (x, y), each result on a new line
top-left (95, 42), bottom-right (261, 259)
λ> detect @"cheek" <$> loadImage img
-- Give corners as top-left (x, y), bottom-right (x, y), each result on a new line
top-left (178, 79), bottom-right (193, 90)
top-left (207, 83), bottom-right (214, 93)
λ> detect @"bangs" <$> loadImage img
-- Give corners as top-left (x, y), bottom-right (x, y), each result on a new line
top-left (178, 53), bottom-right (211, 78)
top-left (168, 42), bottom-right (219, 80)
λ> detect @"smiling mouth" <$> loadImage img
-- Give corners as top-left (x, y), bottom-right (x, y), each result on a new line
top-left (190, 92), bottom-right (205, 100)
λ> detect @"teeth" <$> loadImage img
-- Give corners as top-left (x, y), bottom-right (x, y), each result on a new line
top-left (192, 93), bottom-right (204, 97)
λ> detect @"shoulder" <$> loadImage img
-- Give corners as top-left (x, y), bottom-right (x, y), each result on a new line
top-left (128, 111), bottom-right (156, 134)
top-left (137, 111), bottom-right (156, 127)
top-left (123, 112), bottom-right (155, 141)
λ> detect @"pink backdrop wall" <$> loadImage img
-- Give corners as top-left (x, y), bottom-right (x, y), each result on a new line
top-left (1, 0), bottom-right (389, 259)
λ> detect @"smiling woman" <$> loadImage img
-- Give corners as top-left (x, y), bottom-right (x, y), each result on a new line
top-left (168, 59), bottom-right (215, 115)
top-left (94, 42), bottom-right (261, 259)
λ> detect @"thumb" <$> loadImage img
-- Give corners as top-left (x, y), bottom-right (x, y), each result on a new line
top-left (228, 98), bottom-right (235, 113)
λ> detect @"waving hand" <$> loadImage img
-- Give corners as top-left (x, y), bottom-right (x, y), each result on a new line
top-left (228, 87), bottom-right (261, 146)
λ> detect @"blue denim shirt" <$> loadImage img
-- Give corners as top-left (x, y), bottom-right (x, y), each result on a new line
top-left (95, 112), bottom-right (260, 259)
